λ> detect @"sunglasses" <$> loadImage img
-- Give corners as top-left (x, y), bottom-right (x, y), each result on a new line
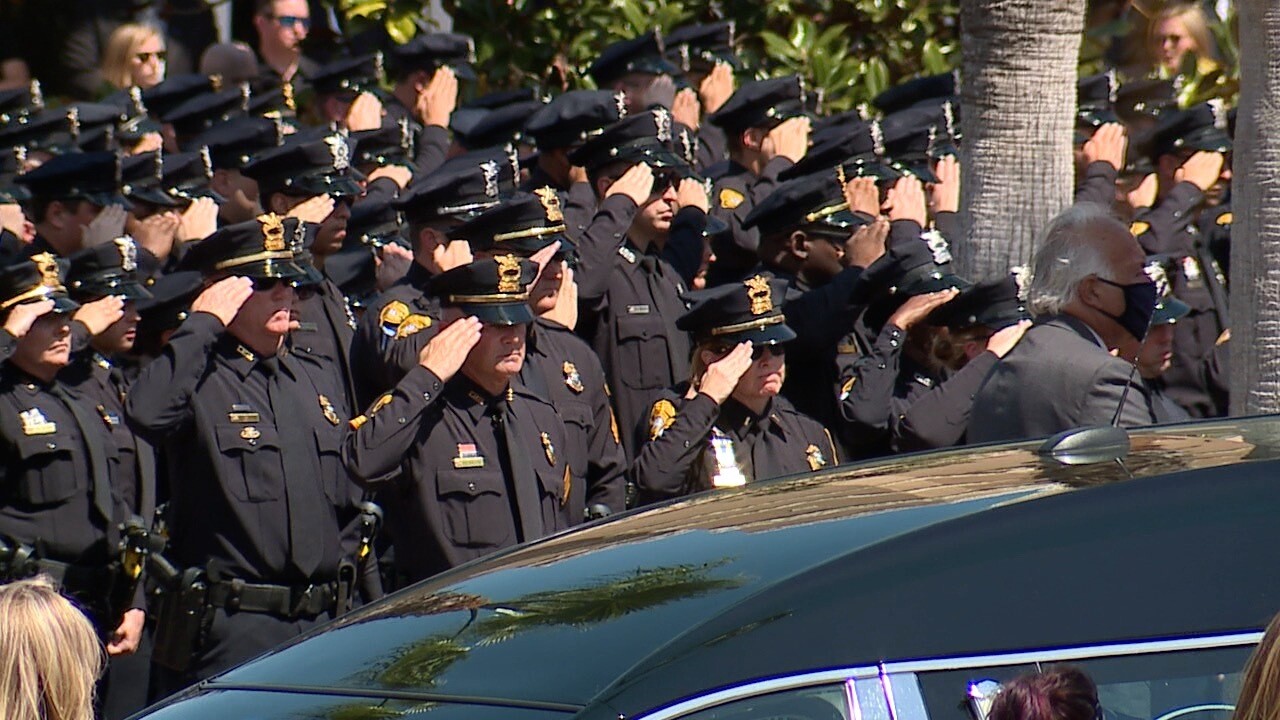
top-left (652, 169), bottom-right (682, 192)
top-left (251, 277), bottom-right (295, 292)
top-left (273, 14), bottom-right (311, 30)
top-left (713, 343), bottom-right (786, 360)
top-left (135, 50), bottom-right (167, 63)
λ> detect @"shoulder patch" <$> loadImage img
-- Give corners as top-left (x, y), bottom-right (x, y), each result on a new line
top-left (1129, 220), bottom-right (1150, 236)
top-left (718, 187), bottom-right (745, 210)
top-left (1217, 212), bottom-right (1232, 226)
top-left (394, 314), bottom-right (432, 339)
top-left (379, 301), bottom-right (410, 337)
top-left (649, 399), bottom-right (677, 440)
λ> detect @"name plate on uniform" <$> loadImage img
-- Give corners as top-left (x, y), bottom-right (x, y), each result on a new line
top-left (626, 304), bottom-right (650, 315)
top-left (452, 443), bottom-right (485, 469)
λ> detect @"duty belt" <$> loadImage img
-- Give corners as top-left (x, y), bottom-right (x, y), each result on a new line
top-left (206, 579), bottom-right (339, 619)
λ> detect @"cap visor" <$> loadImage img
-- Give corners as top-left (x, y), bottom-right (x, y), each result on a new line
top-left (902, 273), bottom-right (970, 295)
top-left (450, 63), bottom-right (478, 81)
top-left (50, 293), bottom-right (80, 314)
top-left (714, 320), bottom-right (797, 347)
top-left (457, 301), bottom-right (536, 326)
top-left (230, 259), bottom-right (310, 281)
top-left (130, 187), bottom-right (182, 207)
top-left (1152, 297), bottom-right (1191, 324)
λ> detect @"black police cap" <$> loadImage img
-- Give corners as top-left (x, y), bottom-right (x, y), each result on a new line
top-left (122, 151), bottom-right (180, 208)
top-left (1143, 256), bottom-right (1192, 325)
top-left (880, 102), bottom-right (958, 183)
top-left (246, 78), bottom-right (299, 119)
top-left (588, 31), bottom-right (678, 87)
top-left (926, 273), bottom-right (1028, 330)
top-left (347, 196), bottom-right (406, 248)
top-left (872, 72), bottom-right (957, 115)
top-left (678, 272), bottom-right (796, 347)
top-left (0, 80), bottom-right (44, 123)
top-left (388, 32), bottom-right (476, 81)
top-left (1077, 71), bottom-right (1119, 126)
top-left (177, 213), bottom-right (310, 280)
top-left (0, 103), bottom-right (123, 154)
top-left (394, 147), bottom-right (517, 224)
top-left (458, 99), bottom-right (546, 151)
top-left (142, 74), bottom-right (224, 121)
top-left (163, 150), bottom-right (224, 204)
top-left (567, 108), bottom-right (690, 173)
top-left (525, 90), bottom-right (628, 151)
top-left (742, 170), bottom-right (872, 238)
top-left (666, 21), bottom-right (740, 73)
top-left (1148, 101), bottom-right (1232, 160)
top-left (429, 256), bottom-right (538, 325)
top-left (306, 53), bottom-right (384, 97)
top-left (16, 151), bottom-right (130, 207)
top-left (242, 131), bottom-right (364, 198)
top-left (135, 269), bottom-right (203, 350)
top-left (352, 117), bottom-right (416, 169)
top-left (190, 116), bottom-right (283, 170)
top-left (1114, 78), bottom-right (1177, 124)
top-left (325, 245), bottom-right (378, 308)
top-left (467, 87), bottom-right (539, 110)
top-left (65, 235), bottom-right (153, 302)
top-left (102, 86), bottom-right (165, 144)
top-left (454, 189), bottom-right (574, 256)
top-left (708, 75), bottom-right (807, 134)
top-left (779, 119), bottom-right (900, 183)
top-left (0, 252), bottom-right (79, 315)
top-left (862, 232), bottom-right (968, 303)
top-left (163, 87), bottom-right (250, 137)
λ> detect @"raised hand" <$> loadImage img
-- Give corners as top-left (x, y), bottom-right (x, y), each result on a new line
top-left (419, 315), bottom-right (483, 381)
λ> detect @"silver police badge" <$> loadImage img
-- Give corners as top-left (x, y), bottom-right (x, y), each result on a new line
top-left (481, 160), bottom-right (500, 198)
top-left (923, 229), bottom-right (952, 265)
top-left (324, 134), bottom-right (350, 171)
top-left (114, 236), bottom-right (138, 272)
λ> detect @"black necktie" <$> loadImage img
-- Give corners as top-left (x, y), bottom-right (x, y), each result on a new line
top-left (51, 384), bottom-right (118, 549)
top-left (492, 396), bottom-right (544, 543)
top-left (262, 358), bottom-right (325, 578)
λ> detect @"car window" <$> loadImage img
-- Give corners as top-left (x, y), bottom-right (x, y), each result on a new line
top-left (676, 683), bottom-right (851, 720)
top-left (914, 644), bottom-right (1253, 720)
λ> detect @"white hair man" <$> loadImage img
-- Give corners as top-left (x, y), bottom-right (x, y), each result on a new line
top-left (968, 203), bottom-right (1160, 442)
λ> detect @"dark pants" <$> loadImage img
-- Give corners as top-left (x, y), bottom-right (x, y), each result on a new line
top-left (100, 625), bottom-right (154, 719)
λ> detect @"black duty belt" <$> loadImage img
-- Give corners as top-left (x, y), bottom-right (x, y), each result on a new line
top-left (206, 579), bottom-right (338, 619)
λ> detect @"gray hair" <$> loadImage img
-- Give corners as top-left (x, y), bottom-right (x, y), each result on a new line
top-left (1027, 203), bottom-right (1122, 316)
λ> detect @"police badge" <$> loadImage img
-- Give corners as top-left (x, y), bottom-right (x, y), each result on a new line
top-left (562, 361), bottom-right (584, 393)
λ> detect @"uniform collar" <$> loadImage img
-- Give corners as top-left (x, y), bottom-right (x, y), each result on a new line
top-left (717, 396), bottom-right (785, 441)
top-left (214, 335), bottom-right (291, 380)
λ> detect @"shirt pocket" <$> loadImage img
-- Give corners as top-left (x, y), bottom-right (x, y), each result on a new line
top-left (557, 403), bottom-right (592, 481)
top-left (12, 434), bottom-right (84, 505)
top-left (214, 424), bottom-right (285, 503)
top-left (615, 314), bottom-right (672, 390)
top-left (312, 426), bottom-right (349, 505)
top-left (436, 468), bottom-right (512, 549)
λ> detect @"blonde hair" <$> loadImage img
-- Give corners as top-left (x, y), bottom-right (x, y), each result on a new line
top-left (0, 576), bottom-right (105, 720)
top-left (102, 23), bottom-right (164, 90)
top-left (1148, 2), bottom-right (1217, 67)
top-left (1234, 611), bottom-right (1280, 720)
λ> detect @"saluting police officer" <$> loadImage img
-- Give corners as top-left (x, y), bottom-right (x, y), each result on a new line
top-left (126, 214), bottom-right (345, 689)
top-left (384, 32), bottom-right (471, 177)
top-left (631, 273), bottom-right (837, 504)
top-left (457, 191), bottom-right (627, 518)
top-left (343, 257), bottom-right (573, 583)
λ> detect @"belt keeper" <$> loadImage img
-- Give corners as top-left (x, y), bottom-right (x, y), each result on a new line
top-left (227, 578), bottom-right (245, 612)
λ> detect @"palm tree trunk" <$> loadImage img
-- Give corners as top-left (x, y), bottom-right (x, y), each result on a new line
top-left (1229, 0), bottom-right (1280, 414)
top-left (956, 0), bottom-right (1085, 278)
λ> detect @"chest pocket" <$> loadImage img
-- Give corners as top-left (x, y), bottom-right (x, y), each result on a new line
top-left (12, 434), bottom-right (85, 505)
top-left (557, 403), bottom-right (592, 480)
top-left (214, 424), bottom-right (284, 502)
top-left (615, 314), bottom-right (672, 390)
top-left (312, 426), bottom-right (349, 505)
top-left (436, 469), bottom-right (512, 549)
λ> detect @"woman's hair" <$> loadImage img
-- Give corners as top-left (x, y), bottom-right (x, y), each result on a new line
top-left (101, 23), bottom-right (164, 90)
top-left (989, 666), bottom-right (1100, 720)
top-left (927, 324), bottom-right (993, 373)
top-left (1148, 2), bottom-right (1217, 66)
top-left (1233, 611), bottom-right (1280, 720)
top-left (0, 576), bottom-right (105, 720)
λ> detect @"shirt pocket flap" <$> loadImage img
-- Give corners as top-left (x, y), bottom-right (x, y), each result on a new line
top-left (437, 468), bottom-right (504, 498)
top-left (214, 424), bottom-right (282, 453)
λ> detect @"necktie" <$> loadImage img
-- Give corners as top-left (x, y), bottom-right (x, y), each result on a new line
top-left (50, 384), bottom-right (119, 549)
top-left (491, 396), bottom-right (544, 543)
top-left (262, 358), bottom-right (325, 578)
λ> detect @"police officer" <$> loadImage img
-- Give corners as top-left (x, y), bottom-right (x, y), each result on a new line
top-left (349, 147), bottom-right (518, 406)
top-left (1138, 260), bottom-right (1194, 424)
top-left (384, 32), bottom-right (472, 176)
top-left (126, 214), bottom-right (345, 687)
top-left (15, 151), bottom-right (132, 259)
top-left (343, 257), bottom-right (572, 583)
top-left (664, 21), bottom-right (740, 170)
top-left (457, 191), bottom-right (627, 518)
top-left (588, 31), bottom-right (681, 116)
top-left (631, 273), bottom-right (837, 504)
top-left (704, 75), bottom-right (810, 286)
top-left (193, 116), bottom-right (284, 225)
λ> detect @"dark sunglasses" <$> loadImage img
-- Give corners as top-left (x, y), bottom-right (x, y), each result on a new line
top-left (713, 343), bottom-right (786, 360)
top-left (273, 14), bottom-right (311, 30)
top-left (135, 50), bottom-right (167, 63)
top-left (652, 169), bottom-right (682, 191)
top-left (251, 277), bottom-right (293, 292)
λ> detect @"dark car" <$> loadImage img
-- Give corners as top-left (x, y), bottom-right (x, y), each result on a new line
top-left (133, 418), bottom-right (1280, 720)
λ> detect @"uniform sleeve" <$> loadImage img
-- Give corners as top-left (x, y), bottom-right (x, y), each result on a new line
top-left (631, 392), bottom-right (719, 505)
top-left (573, 193), bottom-right (637, 304)
top-left (0, 329), bottom-right (16, 364)
top-left (1132, 182), bottom-right (1204, 257)
top-left (664, 206), bottom-right (708, 287)
top-left (123, 312), bottom-right (224, 441)
top-left (342, 365), bottom-right (445, 485)
top-left (892, 350), bottom-right (998, 453)
top-left (783, 266), bottom-right (862, 354)
top-left (584, 370), bottom-right (627, 514)
top-left (414, 124), bottom-right (451, 178)
top-left (1073, 161), bottom-right (1118, 207)
top-left (835, 324), bottom-right (905, 454)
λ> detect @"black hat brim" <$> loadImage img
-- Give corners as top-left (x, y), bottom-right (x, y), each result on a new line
top-left (82, 192), bottom-right (135, 211)
top-left (454, 301), bottom-right (536, 326)
top-left (224, 258), bottom-right (310, 281)
top-left (449, 62), bottom-right (477, 81)
top-left (900, 272), bottom-right (970, 296)
top-left (70, 277), bottom-right (154, 302)
top-left (289, 173), bottom-right (366, 199)
top-left (1152, 297), bottom-right (1191, 325)
top-left (127, 186), bottom-right (183, 208)
top-left (707, 319), bottom-right (797, 347)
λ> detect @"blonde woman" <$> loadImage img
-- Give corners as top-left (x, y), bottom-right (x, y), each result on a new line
top-left (102, 24), bottom-right (167, 92)
top-left (1233, 611), bottom-right (1280, 720)
top-left (0, 576), bottom-right (105, 720)
top-left (1148, 2), bottom-right (1219, 76)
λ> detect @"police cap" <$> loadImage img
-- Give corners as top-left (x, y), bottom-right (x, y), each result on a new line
top-left (457, 99), bottom-right (546, 151)
top-left (178, 213), bottom-right (310, 281)
top-left (65, 235), bottom-right (153, 302)
top-left (142, 74), bottom-right (224, 120)
top-left (742, 170), bottom-right (873, 238)
top-left (135, 269), bottom-right (202, 352)
top-left (926, 273), bottom-right (1028, 330)
top-left (242, 131), bottom-right (364, 198)
top-left (347, 196), bottom-right (406, 248)
top-left (163, 150), bottom-right (223, 204)
top-left (677, 272), bottom-right (796, 346)
top-left (16, 151), bottom-right (131, 208)
top-left (779, 119), bottom-right (899, 183)
top-left (191, 116), bottom-right (282, 171)
top-left (454, 189), bottom-right (574, 256)
top-left (1149, 101), bottom-right (1232, 160)
top-left (0, 252), bottom-right (79, 315)
top-left (306, 53), bottom-right (384, 97)
top-left (0, 81), bottom-right (43, 124)
top-left (162, 87), bottom-right (249, 137)
top-left (588, 31), bottom-right (678, 87)
top-left (568, 108), bottom-right (691, 173)
top-left (429, 256), bottom-right (538, 325)
top-left (665, 21), bottom-right (740, 73)
top-left (352, 117), bottom-right (416, 169)
top-left (708, 75), bottom-right (806, 134)
top-left (388, 32), bottom-right (476, 81)
top-left (394, 147), bottom-right (517, 224)
top-left (122, 150), bottom-right (181, 208)
top-left (872, 72), bottom-right (957, 115)
top-left (524, 90), bottom-right (627, 151)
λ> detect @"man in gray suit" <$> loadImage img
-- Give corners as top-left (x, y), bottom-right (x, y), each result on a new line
top-left (969, 203), bottom-right (1159, 443)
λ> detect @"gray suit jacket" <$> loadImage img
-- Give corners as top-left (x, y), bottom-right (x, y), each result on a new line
top-left (969, 315), bottom-right (1157, 443)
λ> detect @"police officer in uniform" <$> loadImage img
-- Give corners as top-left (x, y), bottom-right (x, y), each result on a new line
top-left (384, 32), bottom-right (472, 177)
top-left (126, 214), bottom-right (345, 688)
top-left (343, 257), bottom-right (573, 583)
top-left (456, 191), bottom-right (627, 518)
top-left (631, 273), bottom-right (837, 504)
top-left (15, 151), bottom-right (132, 259)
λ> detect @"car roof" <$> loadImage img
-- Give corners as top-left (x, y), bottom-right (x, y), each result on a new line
top-left (164, 417), bottom-right (1280, 717)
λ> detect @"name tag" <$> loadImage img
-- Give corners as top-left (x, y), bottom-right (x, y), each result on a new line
top-left (452, 456), bottom-right (486, 469)
top-left (295, 322), bottom-right (319, 332)
top-left (626, 304), bottom-right (650, 315)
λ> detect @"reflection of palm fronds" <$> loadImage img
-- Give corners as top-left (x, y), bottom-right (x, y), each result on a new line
top-left (325, 703), bottom-right (415, 720)
top-left (375, 638), bottom-right (472, 689)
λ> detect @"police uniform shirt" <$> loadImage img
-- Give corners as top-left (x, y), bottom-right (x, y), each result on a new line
top-left (521, 318), bottom-right (626, 518)
top-left (892, 350), bottom-right (1000, 453)
top-left (349, 262), bottom-right (441, 407)
top-left (578, 240), bottom-right (692, 462)
top-left (342, 367), bottom-right (573, 583)
top-left (291, 275), bottom-right (358, 410)
top-left (706, 156), bottom-right (794, 285)
top-left (631, 386), bottom-right (837, 505)
top-left (382, 96), bottom-right (452, 179)
top-left (125, 312), bottom-right (342, 584)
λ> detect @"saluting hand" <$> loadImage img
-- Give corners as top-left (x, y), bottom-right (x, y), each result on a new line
top-left (929, 155), bottom-right (961, 214)
top-left (675, 177), bottom-right (710, 213)
top-left (176, 197), bottom-right (219, 243)
top-left (73, 295), bottom-right (125, 335)
top-left (698, 341), bottom-right (755, 405)
top-left (419, 316), bottom-right (482, 382)
top-left (3, 298), bottom-right (55, 338)
top-left (428, 238), bottom-right (473, 275)
top-left (1175, 151), bottom-right (1225, 192)
top-left (286, 195), bottom-right (336, 225)
top-left (604, 163), bottom-right (655, 206)
top-left (843, 176), bottom-right (880, 217)
top-left (987, 319), bottom-right (1032, 358)
top-left (81, 205), bottom-right (128, 248)
top-left (698, 62), bottom-right (735, 115)
top-left (843, 218), bottom-right (889, 269)
top-left (418, 67), bottom-right (458, 128)
top-left (1082, 123), bottom-right (1128, 172)
top-left (672, 88), bottom-right (701, 131)
top-left (887, 288), bottom-right (958, 331)
top-left (766, 116), bottom-right (810, 164)
top-left (345, 91), bottom-right (384, 132)
top-left (883, 176), bottom-right (927, 226)
top-left (191, 276), bottom-right (253, 327)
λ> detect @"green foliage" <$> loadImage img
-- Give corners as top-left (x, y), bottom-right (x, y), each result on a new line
top-left (325, 0), bottom-right (959, 110)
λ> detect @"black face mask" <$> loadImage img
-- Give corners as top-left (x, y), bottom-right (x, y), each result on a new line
top-left (1096, 278), bottom-right (1159, 341)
